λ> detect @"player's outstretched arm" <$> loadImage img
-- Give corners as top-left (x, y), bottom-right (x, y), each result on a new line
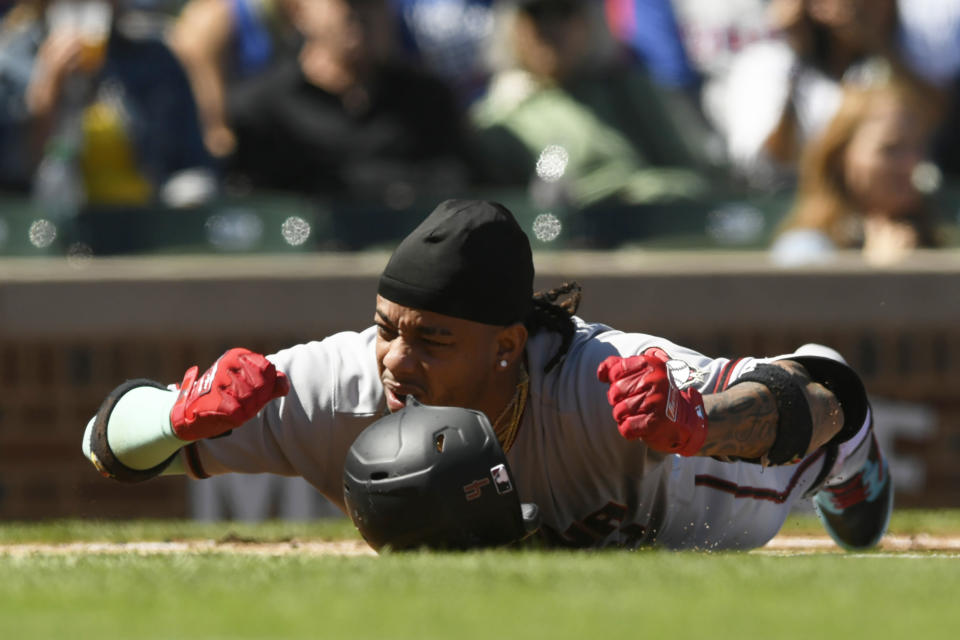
top-left (598, 353), bottom-right (844, 464)
top-left (82, 348), bottom-right (289, 482)
top-left (700, 360), bottom-right (843, 463)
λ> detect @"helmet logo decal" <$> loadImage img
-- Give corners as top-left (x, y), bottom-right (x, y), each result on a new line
top-left (490, 464), bottom-right (514, 495)
top-left (463, 478), bottom-right (490, 501)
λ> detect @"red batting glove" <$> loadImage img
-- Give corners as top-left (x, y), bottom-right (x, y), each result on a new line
top-left (170, 348), bottom-right (290, 441)
top-left (597, 351), bottom-right (707, 456)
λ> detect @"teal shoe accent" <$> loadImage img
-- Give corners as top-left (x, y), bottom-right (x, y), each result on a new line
top-left (813, 434), bottom-right (893, 551)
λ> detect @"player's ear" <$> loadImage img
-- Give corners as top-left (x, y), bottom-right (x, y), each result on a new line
top-left (494, 323), bottom-right (528, 370)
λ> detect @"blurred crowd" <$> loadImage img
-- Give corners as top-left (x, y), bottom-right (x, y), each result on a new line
top-left (2, 0), bottom-right (959, 264)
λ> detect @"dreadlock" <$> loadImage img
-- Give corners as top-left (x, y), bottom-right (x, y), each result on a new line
top-left (524, 281), bottom-right (583, 373)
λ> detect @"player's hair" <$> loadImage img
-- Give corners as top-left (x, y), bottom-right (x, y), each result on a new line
top-left (524, 281), bottom-right (582, 373)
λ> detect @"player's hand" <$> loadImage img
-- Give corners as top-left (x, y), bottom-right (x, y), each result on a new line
top-left (169, 348), bottom-right (290, 441)
top-left (597, 350), bottom-right (707, 456)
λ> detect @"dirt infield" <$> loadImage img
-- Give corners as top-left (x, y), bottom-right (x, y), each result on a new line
top-left (0, 538), bottom-right (376, 558)
top-left (759, 533), bottom-right (960, 555)
top-left (1, 534), bottom-right (959, 557)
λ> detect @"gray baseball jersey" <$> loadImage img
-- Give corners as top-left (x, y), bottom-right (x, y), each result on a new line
top-left (184, 318), bottom-right (839, 550)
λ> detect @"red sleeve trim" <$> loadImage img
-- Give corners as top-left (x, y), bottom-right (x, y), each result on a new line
top-left (713, 358), bottom-right (743, 393)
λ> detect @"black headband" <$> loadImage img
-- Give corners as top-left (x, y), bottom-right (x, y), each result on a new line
top-left (378, 200), bottom-right (534, 326)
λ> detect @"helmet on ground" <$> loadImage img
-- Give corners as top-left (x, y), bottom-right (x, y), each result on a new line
top-left (343, 397), bottom-right (540, 551)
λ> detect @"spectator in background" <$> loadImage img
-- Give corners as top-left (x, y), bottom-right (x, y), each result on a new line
top-left (168, 0), bottom-right (300, 159)
top-left (1, 0), bottom-right (214, 211)
top-left (897, 0), bottom-right (960, 177)
top-left (897, 0), bottom-right (960, 89)
top-left (601, 0), bottom-right (727, 167)
top-left (770, 71), bottom-right (945, 267)
top-left (604, 0), bottom-right (704, 91)
top-left (0, 0), bottom-right (44, 191)
top-left (225, 0), bottom-right (470, 204)
top-left (469, 0), bottom-right (718, 211)
top-left (389, 0), bottom-right (495, 105)
top-left (669, 0), bottom-right (773, 84)
top-left (709, 0), bottom-right (925, 190)
top-left (604, 0), bottom-right (774, 94)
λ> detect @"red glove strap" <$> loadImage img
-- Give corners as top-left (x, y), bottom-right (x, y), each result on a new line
top-left (597, 351), bottom-right (707, 456)
top-left (170, 348), bottom-right (290, 441)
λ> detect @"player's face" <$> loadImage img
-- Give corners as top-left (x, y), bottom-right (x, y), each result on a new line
top-left (374, 296), bottom-right (505, 415)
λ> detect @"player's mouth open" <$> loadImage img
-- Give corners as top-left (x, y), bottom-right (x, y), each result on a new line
top-left (383, 383), bottom-right (422, 412)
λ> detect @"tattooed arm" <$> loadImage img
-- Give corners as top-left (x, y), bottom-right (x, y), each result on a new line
top-left (698, 360), bottom-right (844, 459)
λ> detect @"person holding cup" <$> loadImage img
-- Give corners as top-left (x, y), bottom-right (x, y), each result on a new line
top-left (3, 0), bottom-right (215, 216)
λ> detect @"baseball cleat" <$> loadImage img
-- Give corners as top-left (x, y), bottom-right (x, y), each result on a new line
top-left (813, 433), bottom-right (893, 550)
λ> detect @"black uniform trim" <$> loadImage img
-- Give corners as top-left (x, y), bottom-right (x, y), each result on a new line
top-left (88, 379), bottom-right (179, 483)
top-left (184, 443), bottom-right (210, 479)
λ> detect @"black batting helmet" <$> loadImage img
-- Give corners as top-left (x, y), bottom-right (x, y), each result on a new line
top-left (343, 397), bottom-right (540, 551)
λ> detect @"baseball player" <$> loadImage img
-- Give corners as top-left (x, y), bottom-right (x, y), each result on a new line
top-left (82, 199), bottom-right (892, 550)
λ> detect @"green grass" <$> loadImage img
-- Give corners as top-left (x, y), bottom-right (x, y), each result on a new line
top-left (0, 517), bottom-right (359, 544)
top-left (1, 510), bottom-right (958, 639)
top-left (1, 550), bottom-right (958, 639)
top-left (778, 508), bottom-right (960, 536)
top-left (2, 508), bottom-right (959, 544)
